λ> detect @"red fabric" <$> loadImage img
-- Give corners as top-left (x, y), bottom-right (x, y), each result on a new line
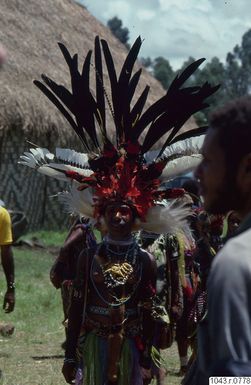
top-left (134, 335), bottom-right (145, 351)
top-left (183, 285), bottom-right (193, 299)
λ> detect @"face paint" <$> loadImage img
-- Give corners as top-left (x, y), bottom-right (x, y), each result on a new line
top-left (104, 204), bottom-right (134, 238)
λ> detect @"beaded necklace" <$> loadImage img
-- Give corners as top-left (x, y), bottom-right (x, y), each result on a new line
top-left (90, 240), bottom-right (142, 307)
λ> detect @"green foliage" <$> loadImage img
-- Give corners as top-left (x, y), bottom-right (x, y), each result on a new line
top-left (107, 16), bottom-right (130, 47)
top-left (225, 29), bottom-right (251, 98)
top-left (153, 57), bottom-right (174, 89)
top-left (140, 56), bottom-right (153, 69)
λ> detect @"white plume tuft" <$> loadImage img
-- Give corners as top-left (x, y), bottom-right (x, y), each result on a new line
top-left (19, 147), bottom-right (92, 182)
top-left (144, 135), bottom-right (204, 164)
top-left (18, 148), bottom-right (54, 168)
top-left (58, 182), bottom-right (94, 218)
top-left (160, 154), bottom-right (201, 183)
top-left (161, 135), bottom-right (205, 159)
top-left (141, 201), bottom-right (192, 238)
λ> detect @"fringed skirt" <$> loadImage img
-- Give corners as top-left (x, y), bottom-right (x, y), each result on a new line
top-left (75, 332), bottom-right (144, 385)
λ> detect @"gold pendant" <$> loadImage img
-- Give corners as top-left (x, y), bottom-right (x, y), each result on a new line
top-left (104, 262), bottom-right (133, 281)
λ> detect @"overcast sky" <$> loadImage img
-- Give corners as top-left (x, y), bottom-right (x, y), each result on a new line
top-left (82, 0), bottom-right (251, 69)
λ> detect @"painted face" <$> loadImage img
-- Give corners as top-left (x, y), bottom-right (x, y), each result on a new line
top-left (104, 203), bottom-right (134, 238)
top-left (209, 214), bottom-right (224, 236)
top-left (227, 211), bottom-right (241, 236)
top-left (195, 129), bottom-right (241, 214)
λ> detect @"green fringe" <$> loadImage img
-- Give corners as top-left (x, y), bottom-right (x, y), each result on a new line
top-left (118, 338), bottom-right (132, 385)
top-left (81, 332), bottom-right (133, 385)
top-left (83, 332), bottom-right (102, 385)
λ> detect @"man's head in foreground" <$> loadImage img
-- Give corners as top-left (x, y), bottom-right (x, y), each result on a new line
top-left (195, 96), bottom-right (251, 218)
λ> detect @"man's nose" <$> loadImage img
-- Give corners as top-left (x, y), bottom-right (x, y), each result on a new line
top-left (115, 211), bottom-right (122, 219)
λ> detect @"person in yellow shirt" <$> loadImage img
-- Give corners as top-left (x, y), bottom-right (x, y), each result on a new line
top-left (0, 205), bottom-right (15, 313)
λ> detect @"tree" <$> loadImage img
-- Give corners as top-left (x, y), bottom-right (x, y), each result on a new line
top-left (196, 57), bottom-right (227, 116)
top-left (174, 56), bottom-right (226, 125)
top-left (152, 57), bottom-right (174, 89)
top-left (225, 29), bottom-right (251, 98)
top-left (175, 56), bottom-right (197, 83)
top-left (107, 17), bottom-right (130, 47)
top-left (140, 56), bottom-right (153, 69)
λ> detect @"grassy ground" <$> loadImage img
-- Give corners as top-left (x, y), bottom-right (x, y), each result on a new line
top-left (0, 232), bottom-right (184, 385)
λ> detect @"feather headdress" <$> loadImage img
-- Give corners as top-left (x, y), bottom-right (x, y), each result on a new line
top-left (19, 36), bottom-right (219, 232)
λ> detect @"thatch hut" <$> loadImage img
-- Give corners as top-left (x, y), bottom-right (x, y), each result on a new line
top-left (0, 0), bottom-right (196, 230)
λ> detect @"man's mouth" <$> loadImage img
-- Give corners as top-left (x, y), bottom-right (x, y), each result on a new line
top-left (111, 219), bottom-right (126, 227)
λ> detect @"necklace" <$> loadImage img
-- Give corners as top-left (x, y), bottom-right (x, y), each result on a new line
top-left (90, 259), bottom-right (142, 307)
top-left (90, 242), bottom-right (142, 307)
top-left (102, 241), bottom-right (138, 287)
top-left (105, 241), bottom-right (137, 263)
top-left (103, 235), bottom-right (136, 246)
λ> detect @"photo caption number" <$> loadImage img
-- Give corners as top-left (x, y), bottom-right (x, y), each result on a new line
top-left (209, 378), bottom-right (251, 385)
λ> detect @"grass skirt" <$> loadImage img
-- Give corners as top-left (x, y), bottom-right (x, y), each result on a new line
top-left (75, 331), bottom-right (143, 385)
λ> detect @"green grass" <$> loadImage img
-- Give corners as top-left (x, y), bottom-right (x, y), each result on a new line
top-left (20, 230), bottom-right (68, 247)
top-left (0, 232), bottom-right (183, 385)
top-left (0, 246), bottom-right (64, 385)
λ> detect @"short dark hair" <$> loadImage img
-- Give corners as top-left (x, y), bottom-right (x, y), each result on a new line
top-left (182, 179), bottom-right (200, 205)
top-left (182, 179), bottom-right (199, 196)
top-left (209, 95), bottom-right (251, 172)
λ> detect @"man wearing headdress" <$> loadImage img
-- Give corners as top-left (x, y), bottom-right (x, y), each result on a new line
top-left (19, 34), bottom-right (219, 384)
top-left (63, 201), bottom-right (158, 384)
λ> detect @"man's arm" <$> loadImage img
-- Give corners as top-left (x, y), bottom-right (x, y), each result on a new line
top-left (50, 226), bottom-right (85, 288)
top-left (62, 249), bottom-right (88, 383)
top-left (1, 244), bottom-right (15, 313)
top-left (0, 207), bottom-right (15, 313)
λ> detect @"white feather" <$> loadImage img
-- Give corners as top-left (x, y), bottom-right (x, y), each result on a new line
top-left (58, 182), bottom-right (94, 218)
top-left (162, 135), bottom-right (205, 158)
top-left (141, 202), bottom-right (191, 238)
top-left (56, 148), bottom-right (89, 168)
top-left (144, 135), bottom-right (205, 163)
top-left (18, 147), bottom-right (55, 168)
top-left (37, 165), bottom-right (69, 181)
top-left (19, 147), bottom-right (92, 182)
top-left (160, 154), bottom-right (201, 182)
top-left (30, 147), bottom-right (53, 161)
top-left (18, 155), bottom-right (37, 169)
top-left (46, 163), bottom-right (93, 177)
top-left (35, 164), bottom-right (93, 182)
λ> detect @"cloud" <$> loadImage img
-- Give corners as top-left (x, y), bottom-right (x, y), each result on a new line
top-left (137, 9), bottom-right (155, 22)
top-left (83, 0), bottom-right (251, 69)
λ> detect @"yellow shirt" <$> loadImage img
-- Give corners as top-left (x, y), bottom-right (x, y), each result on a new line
top-left (0, 206), bottom-right (13, 245)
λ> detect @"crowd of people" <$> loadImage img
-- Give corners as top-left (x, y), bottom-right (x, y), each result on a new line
top-left (6, 34), bottom-right (251, 384)
top-left (50, 182), bottom-right (241, 384)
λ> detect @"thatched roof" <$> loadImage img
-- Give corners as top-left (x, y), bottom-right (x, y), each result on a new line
top-left (0, 0), bottom-right (196, 145)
